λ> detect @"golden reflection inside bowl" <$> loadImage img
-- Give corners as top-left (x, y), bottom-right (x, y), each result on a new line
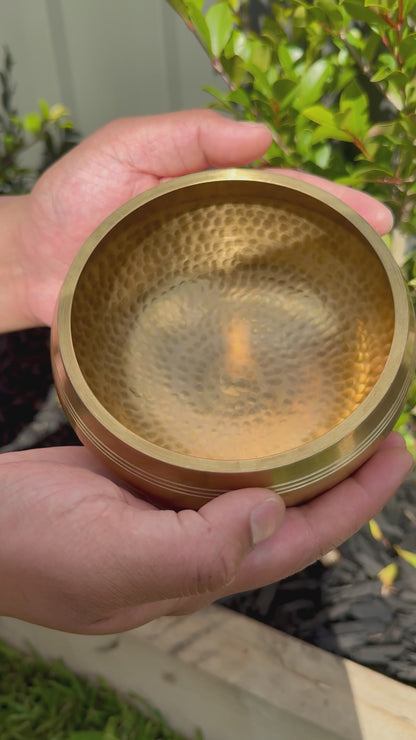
top-left (71, 188), bottom-right (394, 461)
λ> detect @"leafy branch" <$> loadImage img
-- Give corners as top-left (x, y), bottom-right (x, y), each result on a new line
top-left (0, 46), bottom-right (79, 194)
top-left (166, 0), bottom-right (416, 236)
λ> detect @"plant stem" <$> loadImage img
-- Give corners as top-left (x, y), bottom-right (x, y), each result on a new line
top-left (211, 58), bottom-right (236, 92)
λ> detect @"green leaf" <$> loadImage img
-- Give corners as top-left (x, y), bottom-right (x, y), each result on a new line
top-left (2, 132), bottom-right (18, 153)
top-left (365, 0), bottom-right (396, 10)
top-left (395, 546), bottom-right (416, 568)
top-left (223, 54), bottom-right (249, 86)
top-left (202, 85), bottom-right (233, 110)
top-left (250, 40), bottom-right (272, 73)
top-left (227, 87), bottom-right (252, 107)
top-left (364, 33), bottom-right (382, 65)
top-left (225, 30), bottom-right (251, 61)
top-left (336, 163), bottom-right (395, 184)
top-left (339, 80), bottom-right (370, 138)
top-left (313, 142), bottom-right (331, 169)
top-left (38, 98), bottom-right (49, 120)
top-left (206, 2), bottom-right (234, 58)
top-left (295, 118), bottom-right (313, 157)
top-left (244, 61), bottom-right (273, 97)
top-left (293, 59), bottom-right (333, 110)
top-left (23, 112), bottom-right (42, 135)
top-left (378, 562), bottom-right (399, 588)
top-left (8, 114), bottom-right (23, 130)
top-left (399, 33), bottom-right (416, 54)
top-left (48, 102), bottom-right (70, 120)
top-left (371, 65), bottom-right (396, 83)
top-left (313, 0), bottom-right (346, 29)
top-left (188, 6), bottom-right (212, 54)
top-left (164, 0), bottom-right (190, 19)
top-left (302, 104), bottom-right (337, 127)
top-left (403, 0), bottom-right (416, 14)
top-left (277, 44), bottom-right (303, 76)
top-left (369, 519), bottom-right (384, 541)
top-left (343, 1), bottom-right (390, 28)
top-left (399, 34), bottom-right (416, 68)
top-left (311, 124), bottom-right (354, 144)
top-left (272, 79), bottom-right (297, 107)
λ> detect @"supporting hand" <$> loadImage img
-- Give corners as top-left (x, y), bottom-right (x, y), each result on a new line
top-left (0, 433), bottom-right (411, 634)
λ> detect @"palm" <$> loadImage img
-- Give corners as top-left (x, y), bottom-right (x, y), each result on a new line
top-left (1, 446), bottom-right (160, 631)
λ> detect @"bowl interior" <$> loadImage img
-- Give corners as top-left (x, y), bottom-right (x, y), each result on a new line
top-left (70, 179), bottom-right (394, 461)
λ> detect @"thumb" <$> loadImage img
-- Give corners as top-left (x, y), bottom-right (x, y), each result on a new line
top-left (109, 488), bottom-right (285, 605)
top-left (99, 109), bottom-right (273, 177)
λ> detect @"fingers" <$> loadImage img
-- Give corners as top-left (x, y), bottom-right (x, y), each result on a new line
top-left (270, 169), bottom-right (394, 235)
top-left (99, 109), bottom-right (272, 177)
top-left (88, 488), bottom-right (284, 629)
top-left (220, 434), bottom-right (413, 595)
top-left (102, 436), bottom-right (415, 629)
top-left (378, 429), bottom-right (408, 450)
top-left (89, 434), bottom-right (411, 630)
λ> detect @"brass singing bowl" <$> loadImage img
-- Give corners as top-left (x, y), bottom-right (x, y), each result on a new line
top-left (51, 169), bottom-right (416, 509)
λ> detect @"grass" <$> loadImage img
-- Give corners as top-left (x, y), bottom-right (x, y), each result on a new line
top-left (0, 638), bottom-right (202, 740)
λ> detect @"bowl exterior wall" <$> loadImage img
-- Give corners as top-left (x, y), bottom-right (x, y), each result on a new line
top-left (51, 170), bottom-right (416, 509)
top-left (51, 301), bottom-right (416, 510)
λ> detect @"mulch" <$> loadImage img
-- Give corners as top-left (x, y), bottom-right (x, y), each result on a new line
top-left (2, 327), bottom-right (416, 688)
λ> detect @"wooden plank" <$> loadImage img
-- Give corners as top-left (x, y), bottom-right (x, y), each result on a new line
top-left (1, 605), bottom-right (415, 740)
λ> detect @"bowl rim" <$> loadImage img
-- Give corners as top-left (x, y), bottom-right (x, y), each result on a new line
top-left (55, 168), bottom-right (413, 473)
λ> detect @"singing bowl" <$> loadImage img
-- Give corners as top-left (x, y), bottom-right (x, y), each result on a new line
top-left (51, 169), bottom-right (416, 509)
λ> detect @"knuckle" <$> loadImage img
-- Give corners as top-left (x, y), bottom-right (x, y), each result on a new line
top-left (177, 510), bottom-right (240, 596)
top-left (196, 543), bottom-right (238, 594)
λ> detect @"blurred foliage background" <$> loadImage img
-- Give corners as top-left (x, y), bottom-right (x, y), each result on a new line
top-left (0, 46), bottom-right (78, 195)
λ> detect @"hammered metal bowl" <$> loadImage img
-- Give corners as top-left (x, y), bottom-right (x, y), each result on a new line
top-left (51, 170), bottom-right (416, 509)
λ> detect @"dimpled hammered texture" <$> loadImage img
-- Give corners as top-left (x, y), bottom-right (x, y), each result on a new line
top-left (71, 184), bottom-right (394, 462)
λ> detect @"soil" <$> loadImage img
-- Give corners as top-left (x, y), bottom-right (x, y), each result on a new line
top-left (2, 327), bottom-right (416, 689)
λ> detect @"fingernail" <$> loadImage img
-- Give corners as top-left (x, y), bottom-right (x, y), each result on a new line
top-left (250, 496), bottom-right (284, 546)
top-left (238, 120), bottom-right (270, 132)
